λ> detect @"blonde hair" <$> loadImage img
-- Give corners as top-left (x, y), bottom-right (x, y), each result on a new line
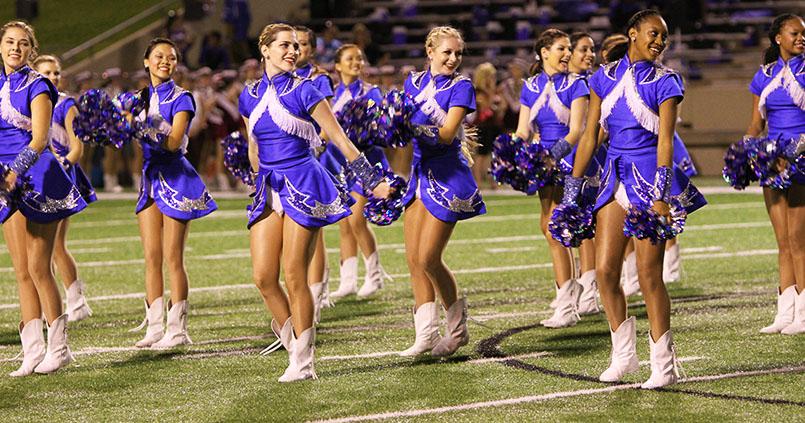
top-left (258, 23), bottom-right (295, 50)
top-left (472, 62), bottom-right (496, 93)
top-left (32, 54), bottom-right (60, 70)
top-left (0, 20), bottom-right (39, 61)
top-left (425, 26), bottom-right (464, 53)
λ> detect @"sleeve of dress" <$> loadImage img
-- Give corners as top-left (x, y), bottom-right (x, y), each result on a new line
top-left (28, 77), bottom-right (58, 107)
top-left (313, 74), bottom-right (334, 98)
top-left (657, 72), bottom-right (685, 106)
top-left (588, 68), bottom-right (606, 99)
top-left (238, 85), bottom-right (255, 118)
top-left (448, 79), bottom-right (476, 114)
top-left (172, 91), bottom-right (197, 120)
top-left (570, 77), bottom-right (591, 101)
top-left (298, 79), bottom-right (327, 113)
top-left (748, 67), bottom-right (766, 97)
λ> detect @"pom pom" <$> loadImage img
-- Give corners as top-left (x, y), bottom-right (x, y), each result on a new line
top-left (752, 137), bottom-right (794, 190)
top-left (336, 97), bottom-right (384, 150)
top-left (113, 91), bottom-right (145, 117)
top-left (623, 199), bottom-right (687, 244)
top-left (0, 163), bottom-right (34, 205)
top-left (73, 89), bottom-right (129, 149)
top-left (221, 131), bottom-right (254, 186)
top-left (490, 133), bottom-right (531, 193)
top-left (376, 89), bottom-right (418, 149)
top-left (548, 203), bottom-right (595, 248)
top-left (363, 167), bottom-right (408, 226)
top-left (514, 140), bottom-right (555, 195)
top-left (722, 137), bottom-right (760, 190)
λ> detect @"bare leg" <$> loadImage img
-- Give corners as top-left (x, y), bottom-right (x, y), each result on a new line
top-left (634, 237), bottom-right (671, 340)
top-left (307, 230), bottom-right (327, 286)
top-left (338, 220), bottom-right (358, 261)
top-left (417, 211), bottom-right (458, 308)
top-left (764, 187), bottom-right (796, 291)
top-left (787, 184), bottom-right (805, 291)
top-left (26, 219), bottom-right (63, 323)
top-left (404, 200), bottom-right (436, 307)
top-left (250, 210), bottom-right (290, 322)
top-left (594, 201), bottom-right (631, 329)
top-left (3, 212), bottom-right (41, 323)
top-left (348, 194), bottom-right (378, 256)
top-left (137, 200), bottom-right (164, 305)
top-left (538, 185), bottom-right (573, 286)
top-left (579, 238), bottom-right (596, 274)
top-left (163, 216), bottom-right (190, 304)
top-left (281, 218), bottom-right (319, 336)
top-left (52, 218), bottom-right (79, 288)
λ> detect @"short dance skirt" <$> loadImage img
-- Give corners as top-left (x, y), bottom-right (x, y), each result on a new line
top-left (136, 149), bottom-right (217, 221)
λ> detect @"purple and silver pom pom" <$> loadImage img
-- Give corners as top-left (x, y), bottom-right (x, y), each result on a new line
top-left (514, 140), bottom-right (554, 195)
top-left (490, 133), bottom-right (530, 193)
top-left (221, 131), bottom-right (254, 186)
top-left (623, 200), bottom-right (687, 244)
top-left (74, 89), bottom-right (129, 149)
top-left (722, 137), bottom-right (760, 190)
top-left (336, 97), bottom-right (383, 150)
top-left (377, 90), bottom-right (418, 149)
top-left (0, 163), bottom-right (34, 195)
top-left (752, 137), bottom-right (794, 190)
top-left (548, 203), bottom-right (595, 248)
top-left (363, 168), bottom-right (408, 226)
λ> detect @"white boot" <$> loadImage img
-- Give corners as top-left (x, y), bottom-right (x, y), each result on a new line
top-left (599, 316), bottom-right (639, 382)
top-left (133, 297), bottom-right (165, 348)
top-left (663, 243), bottom-right (681, 283)
top-left (622, 252), bottom-right (641, 296)
top-left (320, 266), bottom-right (333, 308)
top-left (541, 280), bottom-right (581, 328)
top-left (65, 279), bottom-right (93, 322)
top-left (330, 257), bottom-right (358, 300)
top-left (103, 173), bottom-right (122, 193)
top-left (399, 302), bottom-right (440, 356)
top-left (309, 282), bottom-right (325, 324)
top-left (549, 284), bottom-right (559, 309)
top-left (781, 288), bottom-right (805, 335)
top-left (760, 285), bottom-right (797, 333)
top-left (278, 326), bottom-right (317, 382)
top-left (261, 317), bottom-right (293, 355)
top-left (152, 300), bottom-right (192, 349)
top-left (34, 314), bottom-right (74, 374)
top-left (431, 298), bottom-right (469, 357)
top-left (9, 319), bottom-right (46, 377)
top-left (358, 251), bottom-right (390, 298)
top-left (641, 330), bottom-right (681, 389)
top-left (577, 270), bottom-right (600, 315)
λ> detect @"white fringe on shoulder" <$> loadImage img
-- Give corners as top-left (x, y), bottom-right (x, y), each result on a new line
top-left (0, 80), bottom-right (33, 132)
top-left (600, 67), bottom-right (659, 135)
top-left (50, 122), bottom-right (69, 148)
top-left (758, 62), bottom-right (805, 119)
top-left (331, 88), bottom-right (353, 114)
top-left (413, 75), bottom-right (477, 166)
top-left (249, 81), bottom-right (322, 149)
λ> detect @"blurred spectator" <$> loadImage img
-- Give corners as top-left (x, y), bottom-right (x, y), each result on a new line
top-left (469, 62), bottom-right (505, 189)
top-left (199, 31), bottom-right (232, 70)
top-left (316, 21), bottom-right (343, 64)
top-left (223, 0), bottom-right (251, 62)
top-left (166, 10), bottom-right (195, 63)
top-left (499, 57), bottom-right (529, 131)
top-left (352, 23), bottom-right (381, 65)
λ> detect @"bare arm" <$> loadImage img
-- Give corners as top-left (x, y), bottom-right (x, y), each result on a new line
top-left (745, 95), bottom-right (766, 137)
top-left (565, 96), bottom-right (589, 146)
top-left (64, 105), bottom-right (83, 165)
top-left (571, 90), bottom-right (602, 178)
top-left (242, 117), bottom-right (259, 172)
top-left (310, 99), bottom-right (361, 161)
top-left (514, 104), bottom-right (532, 140)
top-left (436, 106), bottom-right (469, 144)
top-left (656, 97), bottom-right (678, 169)
top-left (163, 111), bottom-right (191, 152)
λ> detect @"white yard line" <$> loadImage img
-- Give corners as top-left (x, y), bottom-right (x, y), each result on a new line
top-left (468, 351), bottom-right (553, 364)
top-left (310, 365), bottom-right (805, 423)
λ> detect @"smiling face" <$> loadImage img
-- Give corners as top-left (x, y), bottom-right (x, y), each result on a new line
top-left (776, 17), bottom-right (805, 59)
top-left (261, 30), bottom-right (299, 76)
top-left (541, 36), bottom-right (571, 75)
top-left (335, 46), bottom-right (364, 81)
top-left (1, 26), bottom-right (33, 73)
top-left (143, 43), bottom-right (178, 84)
top-left (629, 15), bottom-right (668, 62)
top-left (570, 36), bottom-right (595, 73)
top-left (295, 30), bottom-right (312, 66)
top-left (428, 35), bottom-right (463, 76)
top-left (35, 60), bottom-right (61, 87)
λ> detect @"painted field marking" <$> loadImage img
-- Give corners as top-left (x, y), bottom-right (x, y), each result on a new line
top-left (310, 365), bottom-right (805, 423)
top-left (638, 356), bottom-right (707, 366)
top-left (0, 249), bottom-right (781, 308)
top-left (468, 351), bottom-right (553, 364)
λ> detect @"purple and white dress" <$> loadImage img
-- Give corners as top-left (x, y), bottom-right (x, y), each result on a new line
top-left (749, 53), bottom-right (805, 186)
top-left (324, 79), bottom-right (390, 196)
top-left (51, 94), bottom-right (96, 204)
top-left (0, 65), bottom-right (87, 223)
top-left (135, 80), bottom-right (217, 220)
top-left (239, 72), bottom-right (354, 228)
top-left (401, 71), bottom-right (486, 222)
top-left (590, 56), bottom-right (706, 213)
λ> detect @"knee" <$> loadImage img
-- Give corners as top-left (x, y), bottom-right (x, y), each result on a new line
top-left (163, 250), bottom-right (185, 272)
top-left (143, 248), bottom-right (163, 270)
top-left (26, 260), bottom-right (51, 283)
top-left (417, 252), bottom-right (441, 275)
top-left (253, 271), bottom-right (281, 296)
top-left (596, 261), bottom-right (621, 286)
top-left (539, 214), bottom-right (550, 235)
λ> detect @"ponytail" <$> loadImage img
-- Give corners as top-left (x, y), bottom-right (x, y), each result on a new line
top-left (530, 28), bottom-right (568, 75)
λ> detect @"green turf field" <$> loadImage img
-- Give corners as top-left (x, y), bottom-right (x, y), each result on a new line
top-left (0, 183), bottom-right (802, 422)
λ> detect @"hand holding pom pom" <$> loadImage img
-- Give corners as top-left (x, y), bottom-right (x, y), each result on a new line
top-left (490, 133), bottom-right (530, 192)
top-left (363, 167), bottom-right (408, 226)
top-left (623, 199), bottom-right (687, 244)
top-left (722, 137), bottom-right (760, 190)
top-left (221, 131), bottom-right (254, 186)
